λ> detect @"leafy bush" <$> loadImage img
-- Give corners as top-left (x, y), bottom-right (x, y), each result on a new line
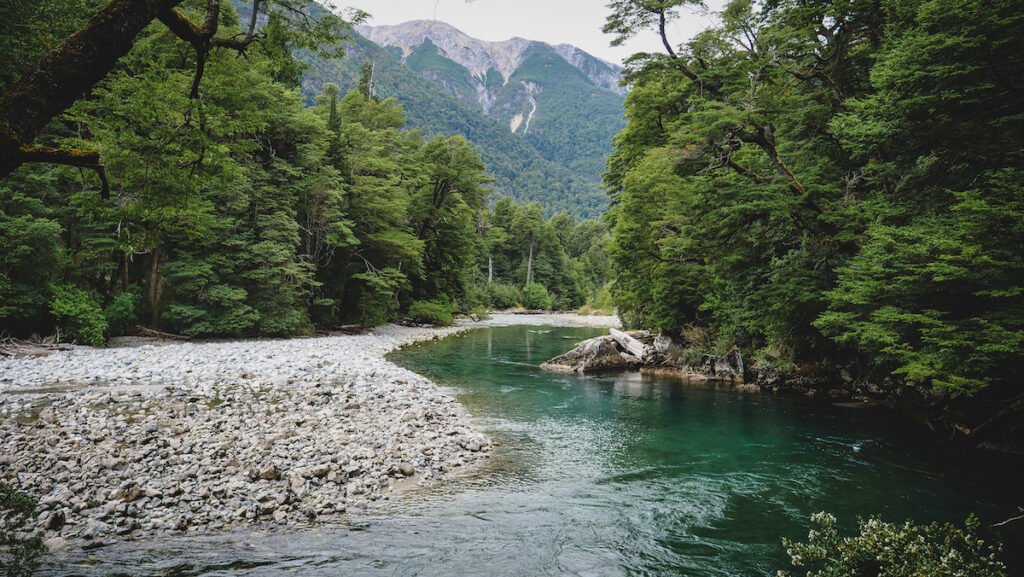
top-left (104, 289), bottom-right (140, 337)
top-left (487, 283), bottom-right (522, 310)
top-left (1, 482), bottom-right (46, 577)
top-left (522, 283), bottom-right (553, 310)
top-left (579, 282), bottom-right (615, 315)
top-left (778, 512), bottom-right (1006, 577)
top-left (407, 300), bottom-right (455, 327)
top-left (48, 284), bottom-right (107, 347)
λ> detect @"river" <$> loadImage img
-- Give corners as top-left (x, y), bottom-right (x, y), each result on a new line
top-left (51, 325), bottom-right (1021, 576)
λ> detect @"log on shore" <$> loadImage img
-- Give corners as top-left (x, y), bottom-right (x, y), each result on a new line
top-left (610, 328), bottom-right (648, 362)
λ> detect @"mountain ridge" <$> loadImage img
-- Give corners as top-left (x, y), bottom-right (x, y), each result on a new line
top-left (298, 16), bottom-right (626, 218)
top-left (357, 20), bottom-right (626, 95)
top-left (300, 29), bottom-right (611, 217)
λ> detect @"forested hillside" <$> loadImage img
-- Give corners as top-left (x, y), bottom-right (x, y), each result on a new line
top-left (0, 0), bottom-right (610, 344)
top-left (606, 0), bottom-right (1023, 444)
top-left (300, 30), bottom-right (611, 218)
top-left (361, 20), bottom-right (627, 192)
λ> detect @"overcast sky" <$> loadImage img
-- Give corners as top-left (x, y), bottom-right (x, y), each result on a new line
top-left (337, 0), bottom-right (723, 65)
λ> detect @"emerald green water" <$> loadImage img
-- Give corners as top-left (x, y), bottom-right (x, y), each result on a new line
top-left (54, 325), bottom-right (1021, 576)
top-left (387, 325), bottom-right (1021, 576)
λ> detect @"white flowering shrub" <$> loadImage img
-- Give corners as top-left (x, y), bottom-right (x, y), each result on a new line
top-left (777, 512), bottom-right (1006, 577)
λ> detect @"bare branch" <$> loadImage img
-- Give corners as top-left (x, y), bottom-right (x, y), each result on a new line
top-left (991, 507), bottom-right (1024, 529)
top-left (16, 144), bottom-right (109, 198)
top-left (0, 0), bottom-right (187, 178)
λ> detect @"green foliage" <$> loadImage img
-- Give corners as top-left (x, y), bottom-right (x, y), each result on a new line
top-left (522, 283), bottom-right (554, 311)
top-left (410, 135), bottom-right (491, 306)
top-left (0, 188), bottom-right (62, 325)
top-left (487, 283), bottom-right (523, 310)
top-left (579, 282), bottom-right (616, 315)
top-left (300, 31), bottom-right (611, 218)
top-left (0, 483), bottom-right (46, 577)
top-left (778, 512), bottom-right (1006, 577)
top-left (605, 0), bottom-right (1024, 401)
top-left (0, 0), bottom-right (500, 339)
top-left (407, 300), bottom-right (455, 327)
top-left (104, 290), bottom-right (140, 337)
top-left (0, 0), bottom-right (92, 94)
top-left (816, 170), bottom-right (1024, 395)
top-left (476, 198), bottom-right (610, 312)
top-left (48, 284), bottom-right (106, 347)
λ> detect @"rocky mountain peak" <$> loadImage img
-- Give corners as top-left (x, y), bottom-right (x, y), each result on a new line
top-left (357, 20), bottom-right (623, 90)
top-left (358, 20), bottom-right (531, 82)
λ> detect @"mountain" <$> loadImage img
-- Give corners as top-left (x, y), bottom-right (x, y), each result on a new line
top-left (360, 21), bottom-right (627, 186)
top-left (296, 20), bottom-right (625, 218)
top-left (299, 32), bottom-right (605, 217)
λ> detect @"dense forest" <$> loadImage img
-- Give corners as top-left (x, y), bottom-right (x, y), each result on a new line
top-left (300, 28), bottom-right (615, 218)
top-left (604, 0), bottom-right (1023, 443)
top-left (0, 0), bottom-right (611, 344)
top-left (1, 0), bottom-right (1022, 575)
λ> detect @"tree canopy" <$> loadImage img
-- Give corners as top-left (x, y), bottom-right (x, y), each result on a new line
top-left (605, 0), bottom-right (1023, 419)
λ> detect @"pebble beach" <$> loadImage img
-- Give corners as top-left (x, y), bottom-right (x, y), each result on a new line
top-left (0, 314), bottom-right (617, 551)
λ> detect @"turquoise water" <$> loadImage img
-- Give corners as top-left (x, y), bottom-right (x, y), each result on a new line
top-left (53, 326), bottom-right (1021, 576)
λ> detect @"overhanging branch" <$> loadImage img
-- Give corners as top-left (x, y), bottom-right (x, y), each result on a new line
top-left (16, 144), bottom-right (110, 198)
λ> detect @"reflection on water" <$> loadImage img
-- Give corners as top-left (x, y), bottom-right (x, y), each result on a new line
top-left (47, 326), bottom-right (1022, 576)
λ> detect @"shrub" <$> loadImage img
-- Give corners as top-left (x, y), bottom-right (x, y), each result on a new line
top-left (522, 283), bottom-right (553, 310)
top-left (104, 289), bottom-right (140, 337)
top-left (778, 512), bottom-right (1006, 577)
top-left (1, 482), bottom-right (46, 577)
top-left (48, 284), bottom-right (107, 347)
top-left (487, 283), bottom-right (522, 310)
top-left (579, 283), bottom-right (616, 315)
top-left (407, 300), bottom-right (455, 327)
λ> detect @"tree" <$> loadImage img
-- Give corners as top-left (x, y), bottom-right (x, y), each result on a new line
top-left (604, 0), bottom-right (1024, 420)
top-left (410, 135), bottom-right (490, 303)
top-left (0, 0), bottom-right (351, 183)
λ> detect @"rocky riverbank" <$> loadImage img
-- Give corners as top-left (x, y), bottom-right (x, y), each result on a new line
top-left (0, 323), bottom-right (499, 551)
top-left (540, 329), bottom-right (747, 385)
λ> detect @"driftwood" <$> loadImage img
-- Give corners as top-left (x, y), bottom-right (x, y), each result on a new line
top-left (135, 326), bottom-right (189, 340)
top-left (0, 337), bottom-right (75, 358)
top-left (316, 325), bottom-right (366, 336)
top-left (991, 507), bottom-right (1024, 529)
top-left (610, 328), bottom-right (647, 362)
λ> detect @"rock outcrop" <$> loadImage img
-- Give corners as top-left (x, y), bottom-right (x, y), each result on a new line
top-left (541, 329), bottom-right (746, 385)
top-left (540, 335), bottom-right (642, 373)
top-left (359, 20), bottom-right (624, 94)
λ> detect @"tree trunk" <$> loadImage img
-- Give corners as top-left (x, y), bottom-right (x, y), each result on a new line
top-left (526, 242), bottom-right (534, 286)
top-left (146, 247), bottom-right (162, 327)
top-left (121, 252), bottom-right (130, 291)
top-left (0, 0), bottom-right (185, 178)
top-left (610, 328), bottom-right (647, 362)
top-left (488, 256), bottom-right (493, 284)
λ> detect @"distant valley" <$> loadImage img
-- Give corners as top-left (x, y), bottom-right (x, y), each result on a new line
top-left (300, 20), bottom-right (627, 218)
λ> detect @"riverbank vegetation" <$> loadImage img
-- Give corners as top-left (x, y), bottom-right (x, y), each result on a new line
top-left (778, 512), bottom-right (1006, 577)
top-left (604, 0), bottom-right (1023, 445)
top-left (0, 1), bottom-right (611, 344)
top-left (0, 482), bottom-right (44, 577)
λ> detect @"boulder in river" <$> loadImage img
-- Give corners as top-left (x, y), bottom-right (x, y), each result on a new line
top-left (542, 329), bottom-right (749, 385)
top-left (540, 335), bottom-right (643, 373)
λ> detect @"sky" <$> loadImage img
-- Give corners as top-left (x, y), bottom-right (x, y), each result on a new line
top-left (336, 0), bottom-right (723, 66)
